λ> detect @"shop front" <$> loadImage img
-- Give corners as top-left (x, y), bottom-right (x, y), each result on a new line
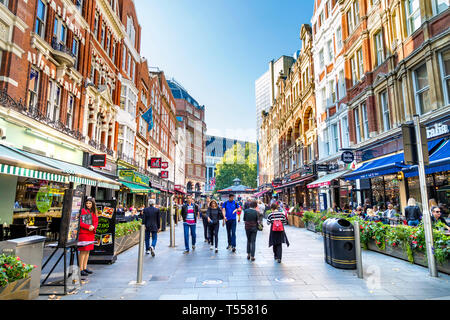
top-left (274, 169), bottom-right (316, 210)
top-left (307, 170), bottom-right (351, 212)
top-left (83, 153), bottom-right (119, 202)
top-left (117, 169), bottom-right (151, 209)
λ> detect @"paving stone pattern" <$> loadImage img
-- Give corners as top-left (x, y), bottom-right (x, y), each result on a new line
top-left (38, 220), bottom-right (450, 300)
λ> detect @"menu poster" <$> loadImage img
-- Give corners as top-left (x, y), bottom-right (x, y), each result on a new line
top-left (59, 189), bottom-right (83, 247)
top-left (90, 199), bottom-right (117, 262)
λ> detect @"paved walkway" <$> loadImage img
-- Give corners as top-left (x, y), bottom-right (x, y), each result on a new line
top-left (38, 220), bottom-right (450, 300)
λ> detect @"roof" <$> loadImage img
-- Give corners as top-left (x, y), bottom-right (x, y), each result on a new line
top-left (167, 79), bottom-right (204, 110)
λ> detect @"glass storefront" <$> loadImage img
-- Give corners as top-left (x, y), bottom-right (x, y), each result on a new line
top-left (408, 171), bottom-right (449, 211)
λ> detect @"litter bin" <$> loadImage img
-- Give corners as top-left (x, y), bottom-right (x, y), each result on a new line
top-left (322, 218), bottom-right (336, 265)
top-left (0, 235), bottom-right (46, 299)
top-left (328, 219), bottom-right (356, 270)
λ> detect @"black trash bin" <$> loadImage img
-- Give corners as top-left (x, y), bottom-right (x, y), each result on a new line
top-left (160, 209), bottom-right (167, 231)
top-left (328, 218), bottom-right (356, 269)
top-left (322, 218), bottom-right (336, 265)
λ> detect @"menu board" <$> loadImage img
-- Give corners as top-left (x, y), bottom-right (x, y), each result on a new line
top-left (59, 189), bottom-right (83, 247)
top-left (90, 199), bottom-right (117, 263)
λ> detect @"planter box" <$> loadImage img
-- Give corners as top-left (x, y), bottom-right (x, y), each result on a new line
top-left (366, 240), bottom-right (450, 274)
top-left (306, 221), bottom-right (317, 233)
top-left (288, 215), bottom-right (294, 226)
top-left (114, 231), bottom-right (140, 256)
top-left (0, 277), bottom-right (31, 300)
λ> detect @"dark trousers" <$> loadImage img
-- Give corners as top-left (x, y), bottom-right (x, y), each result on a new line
top-left (202, 216), bottom-right (209, 242)
top-left (245, 229), bottom-right (257, 257)
top-left (273, 244), bottom-right (282, 260)
top-left (226, 219), bottom-right (237, 247)
top-left (145, 230), bottom-right (157, 251)
top-left (208, 222), bottom-right (219, 248)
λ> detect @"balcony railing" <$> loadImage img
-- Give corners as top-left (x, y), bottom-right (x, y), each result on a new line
top-left (118, 152), bottom-right (138, 167)
top-left (51, 37), bottom-right (76, 58)
top-left (0, 89), bottom-right (86, 142)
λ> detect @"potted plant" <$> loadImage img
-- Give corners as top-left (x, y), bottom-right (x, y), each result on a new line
top-left (114, 220), bottom-right (142, 255)
top-left (0, 255), bottom-right (36, 300)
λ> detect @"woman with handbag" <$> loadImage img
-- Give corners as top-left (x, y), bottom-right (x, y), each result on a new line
top-left (206, 199), bottom-right (222, 253)
top-left (243, 200), bottom-right (260, 261)
top-left (267, 202), bottom-right (289, 263)
top-left (78, 197), bottom-right (98, 276)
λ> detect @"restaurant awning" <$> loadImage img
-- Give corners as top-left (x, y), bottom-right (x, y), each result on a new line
top-left (121, 181), bottom-right (151, 194)
top-left (0, 144), bottom-right (68, 183)
top-left (274, 174), bottom-right (315, 190)
top-left (343, 139), bottom-right (443, 181)
top-left (307, 170), bottom-right (350, 189)
top-left (13, 148), bottom-right (121, 190)
top-left (254, 189), bottom-right (270, 197)
top-left (404, 139), bottom-right (450, 178)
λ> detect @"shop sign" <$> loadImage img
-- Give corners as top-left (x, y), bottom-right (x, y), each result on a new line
top-left (290, 172), bottom-right (301, 180)
top-left (160, 171), bottom-right (169, 179)
top-left (161, 162), bottom-right (169, 169)
top-left (316, 164), bottom-right (329, 172)
top-left (36, 186), bottom-right (53, 213)
top-left (341, 151), bottom-right (355, 164)
top-left (427, 122), bottom-right (449, 139)
top-left (149, 158), bottom-right (161, 168)
top-left (90, 154), bottom-right (106, 167)
top-left (118, 169), bottom-right (150, 186)
top-left (302, 164), bottom-right (314, 174)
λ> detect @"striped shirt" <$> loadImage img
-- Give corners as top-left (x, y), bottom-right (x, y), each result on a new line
top-left (186, 204), bottom-right (196, 225)
top-left (267, 210), bottom-right (288, 225)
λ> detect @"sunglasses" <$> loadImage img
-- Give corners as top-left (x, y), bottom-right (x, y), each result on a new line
top-left (434, 210), bottom-right (441, 213)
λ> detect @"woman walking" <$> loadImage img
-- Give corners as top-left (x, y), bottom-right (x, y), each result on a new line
top-left (267, 202), bottom-right (289, 263)
top-left (206, 199), bottom-right (222, 253)
top-left (78, 197), bottom-right (98, 276)
top-left (244, 200), bottom-right (260, 261)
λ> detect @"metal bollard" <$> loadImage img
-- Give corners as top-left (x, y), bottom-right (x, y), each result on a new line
top-left (136, 224), bottom-right (145, 284)
top-left (354, 220), bottom-right (363, 279)
top-left (169, 195), bottom-right (175, 247)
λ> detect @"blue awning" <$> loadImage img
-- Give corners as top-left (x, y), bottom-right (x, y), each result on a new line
top-left (344, 139), bottom-right (444, 181)
top-left (404, 139), bottom-right (450, 178)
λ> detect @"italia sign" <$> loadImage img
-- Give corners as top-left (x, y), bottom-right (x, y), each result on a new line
top-left (427, 122), bottom-right (449, 139)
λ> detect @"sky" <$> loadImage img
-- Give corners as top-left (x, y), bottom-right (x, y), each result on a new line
top-left (136, 0), bottom-right (315, 143)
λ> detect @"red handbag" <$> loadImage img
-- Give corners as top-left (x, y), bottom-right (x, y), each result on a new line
top-left (272, 219), bottom-right (284, 232)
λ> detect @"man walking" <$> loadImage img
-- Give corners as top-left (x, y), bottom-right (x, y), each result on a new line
top-left (222, 193), bottom-right (241, 253)
top-left (201, 196), bottom-right (211, 244)
top-left (142, 199), bottom-right (160, 257)
top-left (181, 194), bottom-right (200, 254)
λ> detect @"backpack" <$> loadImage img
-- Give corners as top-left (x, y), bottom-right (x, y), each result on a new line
top-left (272, 219), bottom-right (284, 232)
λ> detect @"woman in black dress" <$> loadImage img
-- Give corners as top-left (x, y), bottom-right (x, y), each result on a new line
top-left (267, 202), bottom-right (289, 263)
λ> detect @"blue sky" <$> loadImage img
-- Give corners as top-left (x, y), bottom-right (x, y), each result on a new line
top-left (136, 0), bottom-right (314, 142)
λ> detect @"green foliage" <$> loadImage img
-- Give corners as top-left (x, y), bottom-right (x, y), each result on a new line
top-left (0, 254), bottom-right (36, 288)
top-left (115, 220), bottom-right (141, 238)
top-left (214, 143), bottom-right (257, 191)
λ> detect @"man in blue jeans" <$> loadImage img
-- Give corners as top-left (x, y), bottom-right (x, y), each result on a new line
top-left (142, 199), bottom-right (160, 257)
top-left (181, 195), bottom-right (200, 254)
top-left (222, 194), bottom-right (241, 252)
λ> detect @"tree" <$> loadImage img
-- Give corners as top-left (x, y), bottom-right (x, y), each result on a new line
top-left (214, 143), bottom-right (257, 192)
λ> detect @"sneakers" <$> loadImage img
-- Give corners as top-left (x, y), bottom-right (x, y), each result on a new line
top-left (84, 268), bottom-right (93, 274)
top-left (80, 270), bottom-right (89, 276)
top-left (183, 250), bottom-right (189, 254)
top-left (146, 250), bottom-right (150, 255)
top-left (150, 246), bottom-right (155, 257)
top-left (215, 248), bottom-right (218, 253)
top-left (210, 246), bottom-right (214, 250)
top-left (232, 247), bottom-right (236, 253)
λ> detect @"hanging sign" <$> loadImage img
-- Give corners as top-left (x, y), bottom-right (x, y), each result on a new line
top-left (149, 157), bottom-right (161, 169)
top-left (341, 151), bottom-right (355, 164)
top-left (161, 162), bottom-right (169, 169)
top-left (160, 171), bottom-right (169, 179)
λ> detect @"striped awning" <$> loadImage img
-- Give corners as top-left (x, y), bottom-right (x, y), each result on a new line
top-left (0, 163), bottom-right (66, 183)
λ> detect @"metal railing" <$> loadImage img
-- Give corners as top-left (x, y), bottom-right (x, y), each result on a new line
top-left (51, 37), bottom-right (76, 58)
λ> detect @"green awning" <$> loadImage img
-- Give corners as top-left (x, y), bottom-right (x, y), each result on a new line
top-left (14, 149), bottom-right (121, 190)
top-left (121, 181), bottom-right (151, 194)
top-left (0, 145), bottom-right (67, 183)
top-left (150, 188), bottom-right (160, 194)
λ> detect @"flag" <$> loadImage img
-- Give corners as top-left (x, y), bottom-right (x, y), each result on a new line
top-left (142, 105), bottom-right (153, 131)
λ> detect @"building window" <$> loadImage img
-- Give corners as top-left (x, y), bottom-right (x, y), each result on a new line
top-left (327, 40), bottom-right (333, 63)
top-left (362, 103), bottom-right (369, 140)
top-left (319, 48), bottom-right (324, 70)
top-left (35, 0), bottom-right (46, 38)
top-left (357, 48), bottom-right (364, 79)
top-left (139, 117), bottom-right (147, 137)
top-left (47, 82), bottom-right (61, 122)
top-left (93, 13), bottom-right (99, 37)
top-left (127, 54), bottom-right (131, 75)
top-left (122, 48), bottom-right (127, 71)
top-left (127, 16), bottom-right (136, 48)
top-left (374, 31), bottom-right (384, 66)
top-left (347, 10), bottom-right (354, 35)
top-left (338, 69), bottom-right (346, 99)
top-left (324, 128), bottom-right (330, 156)
top-left (75, 0), bottom-right (83, 12)
top-left (127, 88), bottom-right (137, 117)
top-left (406, 0), bottom-right (421, 35)
top-left (321, 87), bottom-right (326, 109)
top-left (353, 0), bottom-right (360, 26)
top-left (380, 90), bottom-right (391, 131)
top-left (341, 116), bottom-right (349, 148)
top-left (413, 63), bottom-right (431, 115)
top-left (67, 94), bottom-right (74, 129)
top-left (332, 123), bottom-right (339, 153)
top-left (27, 68), bottom-right (40, 110)
top-left (439, 49), bottom-right (450, 105)
top-left (336, 26), bottom-right (343, 51)
top-left (432, 0), bottom-right (449, 15)
top-left (101, 23), bottom-right (105, 46)
top-left (106, 32), bottom-right (111, 54)
top-left (112, 42), bottom-right (116, 63)
top-left (329, 80), bottom-right (336, 104)
top-left (351, 56), bottom-right (358, 86)
top-left (0, 0), bottom-right (9, 8)
top-left (72, 38), bottom-right (79, 70)
top-left (354, 108), bottom-right (361, 143)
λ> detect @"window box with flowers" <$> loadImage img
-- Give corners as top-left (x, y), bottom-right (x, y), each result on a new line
top-left (114, 220), bottom-right (142, 255)
top-left (0, 254), bottom-right (36, 300)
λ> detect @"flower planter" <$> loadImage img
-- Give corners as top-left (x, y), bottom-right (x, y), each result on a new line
top-left (114, 231), bottom-right (140, 256)
top-left (366, 240), bottom-right (450, 275)
top-left (0, 277), bottom-right (31, 300)
top-left (306, 221), bottom-right (317, 233)
top-left (288, 215), bottom-right (294, 226)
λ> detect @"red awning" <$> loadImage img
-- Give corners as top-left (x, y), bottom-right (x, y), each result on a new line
top-left (274, 175), bottom-right (315, 190)
top-left (254, 189), bottom-right (270, 197)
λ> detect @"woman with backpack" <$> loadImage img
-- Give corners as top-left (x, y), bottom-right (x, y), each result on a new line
top-left (267, 202), bottom-right (289, 263)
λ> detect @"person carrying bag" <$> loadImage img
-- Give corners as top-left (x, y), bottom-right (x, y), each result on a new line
top-left (267, 202), bottom-right (289, 263)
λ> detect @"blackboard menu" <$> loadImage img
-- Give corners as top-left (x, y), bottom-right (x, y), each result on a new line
top-left (90, 199), bottom-right (117, 263)
top-left (59, 189), bottom-right (83, 247)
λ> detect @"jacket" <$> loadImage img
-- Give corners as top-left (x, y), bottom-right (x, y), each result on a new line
top-left (206, 207), bottom-right (223, 224)
top-left (243, 208), bottom-right (259, 230)
top-left (181, 202), bottom-right (200, 222)
top-left (142, 205), bottom-right (161, 232)
top-left (404, 206), bottom-right (422, 221)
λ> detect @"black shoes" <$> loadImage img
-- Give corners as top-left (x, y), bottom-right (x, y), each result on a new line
top-left (251, 257), bottom-right (255, 262)
top-left (247, 254), bottom-right (251, 260)
top-left (277, 259), bottom-right (281, 263)
top-left (232, 247), bottom-right (236, 253)
top-left (84, 268), bottom-right (93, 274)
top-left (150, 246), bottom-right (155, 257)
top-left (80, 270), bottom-right (89, 276)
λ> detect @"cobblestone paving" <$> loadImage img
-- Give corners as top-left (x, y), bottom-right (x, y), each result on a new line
top-left (38, 220), bottom-right (450, 300)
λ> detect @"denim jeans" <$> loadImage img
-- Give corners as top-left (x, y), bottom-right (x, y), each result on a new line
top-left (183, 223), bottom-right (196, 251)
top-left (145, 230), bottom-right (157, 251)
top-left (408, 219), bottom-right (420, 227)
top-left (246, 229), bottom-right (257, 257)
top-left (226, 219), bottom-right (237, 247)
